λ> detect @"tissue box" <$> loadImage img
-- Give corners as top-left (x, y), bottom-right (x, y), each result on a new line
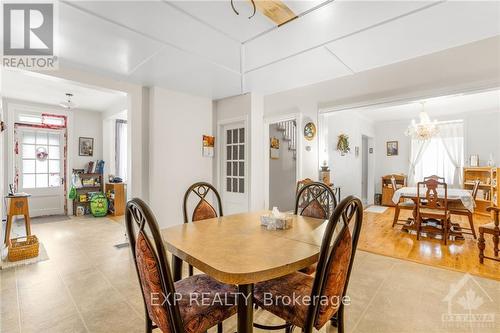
top-left (260, 214), bottom-right (293, 230)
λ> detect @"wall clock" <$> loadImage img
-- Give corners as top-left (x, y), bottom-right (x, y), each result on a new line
top-left (303, 122), bottom-right (316, 141)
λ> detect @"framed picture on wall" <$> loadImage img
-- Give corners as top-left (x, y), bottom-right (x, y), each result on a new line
top-left (79, 137), bottom-right (94, 156)
top-left (270, 137), bottom-right (280, 159)
top-left (202, 135), bottom-right (215, 157)
top-left (386, 141), bottom-right (398, 156)
top-left (470, 154), bottom-right (479, 167)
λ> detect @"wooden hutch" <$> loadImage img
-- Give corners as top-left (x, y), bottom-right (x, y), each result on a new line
top-left (381, 174), bottom-right (407, 206)
top-left (463, 167), bottom-right (499, 216)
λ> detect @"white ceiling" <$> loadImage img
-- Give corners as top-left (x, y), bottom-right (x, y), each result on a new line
top-left (4, 1), bottom-right (500, 99)
top-left (355, 89), bottom-right (500, 122)
top-left (2, 69), bottom-right (127, 112)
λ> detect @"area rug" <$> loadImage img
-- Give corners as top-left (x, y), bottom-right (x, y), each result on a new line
top-left (0, 242), bottom-right (49, 270)
top-left (364, 205), bottom-right (388, 214)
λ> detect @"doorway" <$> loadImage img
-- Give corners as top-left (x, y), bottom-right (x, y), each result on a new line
top-left (220, 121), bottom-right (248, 214)
top-left (16, 126), bottom-right (66, 216)
top-left (268, 121), bottom-right (297, 211)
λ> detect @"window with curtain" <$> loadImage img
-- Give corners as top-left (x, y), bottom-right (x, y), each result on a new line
top-left (411, 121), bottom-right (464, 187)
top-left (115, 119), bottom-right (127, 181)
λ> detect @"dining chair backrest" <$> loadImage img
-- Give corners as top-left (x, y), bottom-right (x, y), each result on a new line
top-left (125, 198), bottom-right (183, 333)
top-left (295, 182), bottom-right (337, 220)
top-left (424, 175), bottom-right (446, 183)
top-left (417, 178), bottom-right (448, 211)
top-left (471, 179), bottom-right (481, 200)
top-left (303, 196), bottom-right (363, 332)
top-left (296, 178), bottom-right (314, 195)
top-left (183, 182), bottom-right (223, 223)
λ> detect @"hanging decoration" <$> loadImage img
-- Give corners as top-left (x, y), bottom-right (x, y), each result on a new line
top-left (336, 134), bottom-right (350, 155)
top-left (36, 147), bottom-right (48, 161)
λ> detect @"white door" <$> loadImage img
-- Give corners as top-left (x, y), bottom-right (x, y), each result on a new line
top-left (17, 128), bottom-right (65, 216)
top-left (221, 122), bottom-right (248, 214)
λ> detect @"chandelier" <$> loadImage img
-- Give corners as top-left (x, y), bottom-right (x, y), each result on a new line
top-left (405, 102), bottom-right (439, 141)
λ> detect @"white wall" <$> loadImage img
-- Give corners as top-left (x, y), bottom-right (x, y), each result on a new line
top-left (374, 120), bottom-right (410, 191)
top-left (323, 111), bottom-right (375, 202)
top-left (149, 87), bottom-right (213, 228)
top-left (72, 109), bottom-right (103, 170)
top-left (264, 37), bottom-right (500, 186)
top-left (269, 123), bottom-right (296, 211)
top-left (466, 111), bottom-right (500, 166)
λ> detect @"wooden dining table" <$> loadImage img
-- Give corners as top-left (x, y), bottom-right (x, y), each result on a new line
top-left (392, 187), bottom-right (475, 238)
top-left (161, 211), bottom-right (329, 333)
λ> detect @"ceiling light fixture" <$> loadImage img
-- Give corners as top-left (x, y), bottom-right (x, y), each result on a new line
top-left (231, 0), bottom-right (256, 19)
top-left (59, 93), bottom-right (76, 110)
top-left (405, 102), bottom-right (439, 141)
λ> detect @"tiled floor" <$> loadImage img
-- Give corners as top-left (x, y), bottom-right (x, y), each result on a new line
top-left (1, 216), bottom-right (499, 333)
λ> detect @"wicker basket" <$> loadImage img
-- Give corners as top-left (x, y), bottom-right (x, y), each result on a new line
top-left (8, 235), bottom-right (39, 262)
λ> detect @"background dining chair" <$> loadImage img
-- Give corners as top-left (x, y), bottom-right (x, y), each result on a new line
top-left (295, 182), bottom-right (338, 275)
top-left (416, 178), bottom-right (450, 244)
top-left (295, 181), bottom-right (337, 220)
top-left (296, 178), bottom-right (314, 195)
top-left (125, 198), bottom-right (236, 333)
top-left (183, 182), bottom-right (223, 276)
top-left (253, 181), bottom-right (339, 331)
top-left (448, 179), bottom-right (480, 239)
top-left (391, 176), bottom-right (415, 227)
top-left (253, 196), bottom-right (363, 333)
top-left (424, 175), bottom-right (446, 183)
top-left (478, 206), bottom-right (500, 263)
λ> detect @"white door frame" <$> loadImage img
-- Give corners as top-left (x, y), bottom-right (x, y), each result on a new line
top-left (216, 115), bottom-right (250, 212)
top-left (6, 100), bottom-right (74, 215)
top-left (263, 113), bottom-right (302, 210)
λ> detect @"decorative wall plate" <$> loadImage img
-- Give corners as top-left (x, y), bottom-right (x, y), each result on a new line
top-left (303, 122), bottom-right (316, 141)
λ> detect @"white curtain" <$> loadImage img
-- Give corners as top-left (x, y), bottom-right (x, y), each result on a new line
top-left (408, 139), bottom-right (429, 185)
top-left (439, 122), bottom-right (464, 187)
top-left (115, 119), bottom-right (127, 181)
top-left (410, 121), bottom-right (464, 187)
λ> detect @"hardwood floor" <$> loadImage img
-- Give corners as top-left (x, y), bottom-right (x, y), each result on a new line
top-left (359, 207), bottom-right (499, 281)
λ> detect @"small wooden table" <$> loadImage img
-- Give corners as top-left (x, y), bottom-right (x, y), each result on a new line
top-left (392, 187), bottom-right (474, 239)
top-left (4, 194), bottom-right (32, 246)
top-left (162, 211), bottom-right (328, 333)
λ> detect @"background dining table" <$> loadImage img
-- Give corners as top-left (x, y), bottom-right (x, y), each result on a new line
top-left (161, 211), bottom-right (331, 333)
top-left (392, 186), bottom-right (475, 238)
top-left (392, 187), bottom-right (475, 212)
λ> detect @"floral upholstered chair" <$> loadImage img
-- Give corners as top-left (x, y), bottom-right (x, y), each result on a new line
top-left (253, 196), bottom-right (363, 333)
top-left (295, 182), bottom-right (337, 274)
top-left (126, 198), bottom-right (236, 333)
top-left (182, 182), bottom-right (223, 276)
